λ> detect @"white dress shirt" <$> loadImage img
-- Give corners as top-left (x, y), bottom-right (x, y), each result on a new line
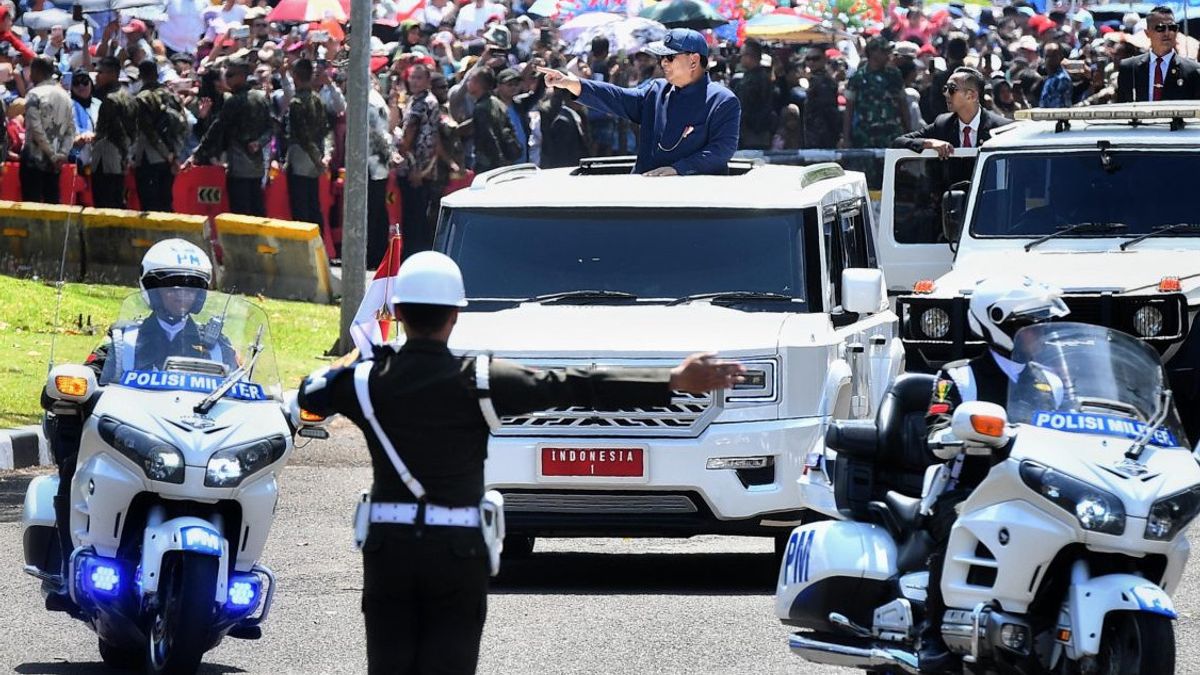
top-left (1148, 51), bottom-right (1175, 101)
top-left (957, 107), bottom-right (981, 147)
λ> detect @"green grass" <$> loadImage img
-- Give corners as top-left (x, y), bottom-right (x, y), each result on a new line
top-left (0, 275), bottom-right (341, 427)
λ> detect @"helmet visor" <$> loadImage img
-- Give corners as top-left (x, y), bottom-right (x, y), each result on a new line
top-left (142, 272), bottom-right (209, 290)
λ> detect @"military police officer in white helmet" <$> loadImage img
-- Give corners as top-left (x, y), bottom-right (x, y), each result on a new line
top-left (41, 238), bottom-right (226, 609)
top-left (298, 251), bottom-right (745, 674)
top-left (917, 275), bottom-right (1069, 674)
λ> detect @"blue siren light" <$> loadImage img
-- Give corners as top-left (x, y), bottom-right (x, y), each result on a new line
top-left (79, 555), bottom-right (122, 598)
top-left (226, 574), bottom-right (261, 611)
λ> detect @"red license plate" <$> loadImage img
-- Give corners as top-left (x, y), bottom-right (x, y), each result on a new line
top-left (541, 447), bottom-right (644, 477)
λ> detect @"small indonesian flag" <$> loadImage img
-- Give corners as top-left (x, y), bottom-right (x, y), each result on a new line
top-left (350, 233), bottom-right (404, 353)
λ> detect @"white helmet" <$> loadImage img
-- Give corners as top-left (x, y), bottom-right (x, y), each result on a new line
top-left (967, 275), bottom-right (1070, 355)
top-left (139, 239), bottom-right (213, 317)
top-left (390, 251), bottom-right (468, 308)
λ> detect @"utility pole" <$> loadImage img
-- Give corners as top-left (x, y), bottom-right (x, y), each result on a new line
top-left (338, 0), bottom-right (371, 354)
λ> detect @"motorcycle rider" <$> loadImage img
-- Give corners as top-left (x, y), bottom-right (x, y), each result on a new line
top-left (41, 238), bottom-right (224, 606)
top-left (918, 275), bottom-right (1069, 673)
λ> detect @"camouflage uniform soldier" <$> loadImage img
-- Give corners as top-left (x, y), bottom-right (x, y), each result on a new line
top-left (133, 61), bottom-right (186, 212)
top-left (186, 54), bottom-right (273, 216)
top-left (285, 59), bottom-right (328, 227)
top-left (843, 37), bottom-right (909, 150)
top-left (90, 57), bottom-right (138, 209)
top-left (469, 68), bottom-right (521, 174)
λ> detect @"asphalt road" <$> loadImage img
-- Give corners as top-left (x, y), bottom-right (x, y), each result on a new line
top-left (2, 422), bottom-right (1200, 674)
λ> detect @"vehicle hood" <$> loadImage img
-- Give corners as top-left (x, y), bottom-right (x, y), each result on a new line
top-left (445, 304), bottom-right (823, 358)
top-left (934, 249), bottom-right (1200, 296)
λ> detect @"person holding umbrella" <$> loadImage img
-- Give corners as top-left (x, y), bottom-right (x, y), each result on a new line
top-left (538, 27), bottom-right (740, 176)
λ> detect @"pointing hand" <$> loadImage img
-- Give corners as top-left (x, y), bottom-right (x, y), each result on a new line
top-left (536, 66), bottom-right (581, 97)
top-left (669, 353), bottom-right (745, 394)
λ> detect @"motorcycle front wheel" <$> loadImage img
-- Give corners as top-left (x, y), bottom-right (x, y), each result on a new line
top-left (1092, 611), bottom-right (1175, 675)
top-left (146, 553), bottom-right (219, 675)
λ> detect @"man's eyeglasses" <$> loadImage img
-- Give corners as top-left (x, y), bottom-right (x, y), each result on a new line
top-left (659, 54), bottom-right (678, 63)
top-left (1152, 22), bottom-right (1180, 33)
top-left (943, 82), bottom-right (959, 95)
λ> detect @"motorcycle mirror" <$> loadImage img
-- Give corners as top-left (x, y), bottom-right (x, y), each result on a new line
top-left (951, 401), bottom-right (1010, 448)
top-left (45, 364), bottom-right (96, 403)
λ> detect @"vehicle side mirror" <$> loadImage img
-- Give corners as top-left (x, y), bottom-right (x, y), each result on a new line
top-left (841, 268), bottom-right (886, 315)
top-left (285, 391), bottom-right (331, 440)
top-left (941, 189), bottom-right (967, 246)
top-left (45, 364), bottom-right (96, 403)
top-left (951, 401), bottom-right (1010, 449)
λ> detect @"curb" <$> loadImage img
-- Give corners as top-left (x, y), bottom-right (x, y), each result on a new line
top-left (0, 425), bottom-right (50, 470)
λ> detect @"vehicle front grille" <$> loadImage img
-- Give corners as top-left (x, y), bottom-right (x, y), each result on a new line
top-left (493, 362), bottom-right (723, 437)
top-left (503, 493), bottom-right (699, 514)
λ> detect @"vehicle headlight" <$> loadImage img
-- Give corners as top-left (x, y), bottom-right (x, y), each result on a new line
top-left (920, 307), bottom-right (951, 339)
top-left (204, 436), bottom-right (287, 487)
top-left (97, 418), bottom-right (185, 484)
top-left (727, 360), bottom-right (776, 403)
top-left (1019, 461), bottom-right (1125, 535)
top-left (1132, 305), bottom-right (1164, 338)
top-left (1145, 486), bottom-right (1200, 541)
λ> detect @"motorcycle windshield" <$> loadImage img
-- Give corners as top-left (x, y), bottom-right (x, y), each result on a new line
top-left (98, 290), bottom-right (283, 401)
top-left (1007, 322), bottom-right (1187, 449)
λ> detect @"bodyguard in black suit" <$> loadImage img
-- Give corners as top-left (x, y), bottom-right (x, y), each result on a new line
top-left (1115, 6), bottom-right (1200, 103)
top-left (893, 67), bottom-right (1012, 157)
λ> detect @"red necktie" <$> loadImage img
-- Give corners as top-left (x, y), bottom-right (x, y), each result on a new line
top-left (962, 126), bottom-right (972, 148)
top-left (1154, 57), bottom-right (1164, 101)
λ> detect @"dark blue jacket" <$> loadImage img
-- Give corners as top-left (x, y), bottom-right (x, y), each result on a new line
top-left (576, 75), bottom-right (741, 175)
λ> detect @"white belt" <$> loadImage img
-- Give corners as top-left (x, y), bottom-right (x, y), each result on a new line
top-left (369, 502), bottom-right (481, 528)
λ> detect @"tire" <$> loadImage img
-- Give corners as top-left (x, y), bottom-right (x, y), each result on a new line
top-left (1092, 611), bottom-right (1175, 675)
top-left (145, 553), bottom-right (219, 675)
top-left (98, 637), bottom-right (141, 671)
top-left (502, 535), bottom-right (535, 559)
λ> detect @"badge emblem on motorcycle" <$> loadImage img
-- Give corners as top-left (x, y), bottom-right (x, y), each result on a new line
top-left (1110, 458), bottom-right (1155, 479)
top-left (179, 414), bottom-right (216, 430)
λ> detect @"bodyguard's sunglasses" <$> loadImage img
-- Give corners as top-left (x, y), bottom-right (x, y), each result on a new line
top-left (943, 82), bottom-right (959, 94)
top-left (1153, 22), bottom-right (1180, 33)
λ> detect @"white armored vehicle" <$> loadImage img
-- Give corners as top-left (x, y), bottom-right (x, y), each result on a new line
top-left (433, 157), bottom-right (904, 552)
top-left (875, 103), bottom-right (1200, 427)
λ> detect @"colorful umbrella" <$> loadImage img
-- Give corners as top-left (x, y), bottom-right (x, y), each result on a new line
top-left (743, 12), bottom-right (840, 41)
top-left (528, 0), bottom-right (627, 19)
top-left (639, 0), bottom-right (727, 30)
top-left (568, 16), bottom-right (667, 55)
top-left (268, 0), bottom-right (347, 24)
top-left (558, 12), bottom-right (623, 42)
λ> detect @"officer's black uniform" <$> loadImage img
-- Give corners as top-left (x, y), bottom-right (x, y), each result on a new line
top-left (298, 338), bottom-right (678, 675)
top-left (920, 351), bottom-right (1057, 672)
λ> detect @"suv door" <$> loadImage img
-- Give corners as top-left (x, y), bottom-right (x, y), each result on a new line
top-left (876, 149), bottom-right (978, 293)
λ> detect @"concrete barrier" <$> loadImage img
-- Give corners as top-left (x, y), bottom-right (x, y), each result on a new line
top-left (213, 214), bottom-right (333, 303)
top-left (0, 201), bottom-right (86, 280)
top-left (80, 208), bottom-right (210, 285)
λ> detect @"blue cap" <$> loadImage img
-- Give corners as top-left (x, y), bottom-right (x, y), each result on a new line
top-left (644, 28), bottom-right (708, 59)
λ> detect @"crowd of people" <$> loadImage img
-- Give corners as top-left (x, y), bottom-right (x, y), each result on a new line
top-left (0, 0), bottom-right (1196, 266)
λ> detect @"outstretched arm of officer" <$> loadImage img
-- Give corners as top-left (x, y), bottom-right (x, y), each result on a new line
top-left (536, 66), bottom-right (581, 97)
top-left (489, 352), bottom-right (744, 418)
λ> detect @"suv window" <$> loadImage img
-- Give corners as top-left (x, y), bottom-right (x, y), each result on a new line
top-left (971, 151), bottom-right (1200, 237)
top-left (440, 207), bottom-right (819, 311)
top-left (826, 198), bottom-right (876, 307)
top-left (893, 156), bottom-right (977, 244)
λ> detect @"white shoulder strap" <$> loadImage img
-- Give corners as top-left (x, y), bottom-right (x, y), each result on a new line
top-left (475, 354), bottom-right (502, 433)
top-left (353, 361), bottom-right (426, 501)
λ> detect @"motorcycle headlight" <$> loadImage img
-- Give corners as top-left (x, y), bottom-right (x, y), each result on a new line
top-left (920, 307), bottom-right (951, 339)
top-left (1019, 461), bottom-right (1125, 535)
top-left (97, 418), bottom-right (185, 484)
top-left (204, 436), bottom-right (287, 487)
top-left (1132, 305), bottom-right (1164, 338)
top-left (1145, 486), bottom-right (1200, 541)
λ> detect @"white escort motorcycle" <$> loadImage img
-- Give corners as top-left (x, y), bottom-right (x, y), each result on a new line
top-left (776, 322), bottom-right (1198, 674)
top-left (21, 289), bottom-right (327, 674)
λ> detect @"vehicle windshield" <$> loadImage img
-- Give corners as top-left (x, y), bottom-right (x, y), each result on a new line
top-left (440, 208), bottom-right (810, 311)
top-left (99, 289), bottom-right (282, 401)
top-left (1008, 323), bottom-right (1187, 448)
top-left (970, 151), bottom-right (1200, 240)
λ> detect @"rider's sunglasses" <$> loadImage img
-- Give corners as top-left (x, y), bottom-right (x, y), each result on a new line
top-left (1153, 22), bottom-right (1180, 33)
